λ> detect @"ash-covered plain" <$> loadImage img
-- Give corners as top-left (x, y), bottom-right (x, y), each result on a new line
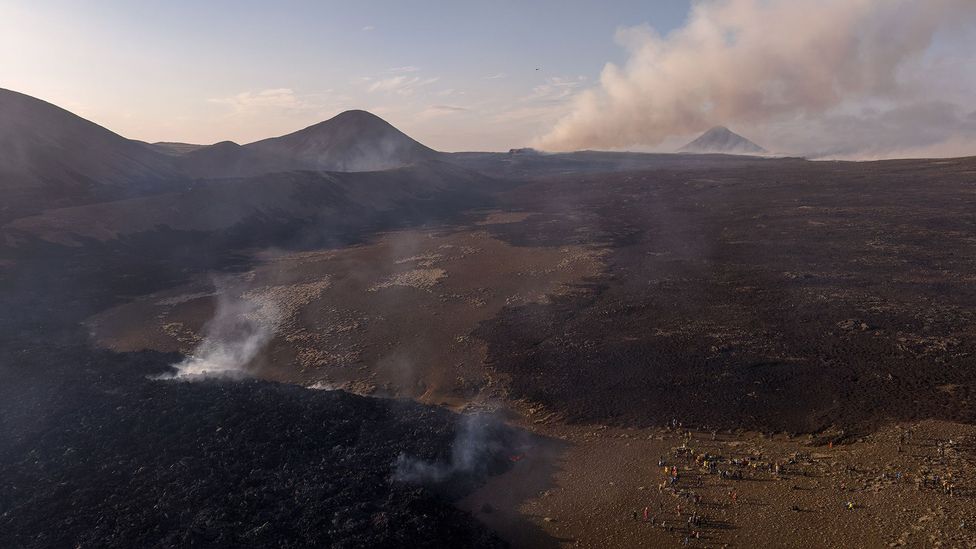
top-left (4, 87), bottom-right (976, 547)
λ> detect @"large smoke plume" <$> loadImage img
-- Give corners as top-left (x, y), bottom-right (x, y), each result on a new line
top-left (535, 0), bottom-right (976, 157)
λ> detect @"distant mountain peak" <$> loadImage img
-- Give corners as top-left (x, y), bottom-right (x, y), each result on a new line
top-left (301, 109), bottom-right (390, 132)
top-left (245, 109), bottom-right (437, 172)
top-left (710, 126), bottom-right (736, 136)
top-left (679, 126), bottom-right (766, 155)
top-left (333, 109), bottom-right (383, 120)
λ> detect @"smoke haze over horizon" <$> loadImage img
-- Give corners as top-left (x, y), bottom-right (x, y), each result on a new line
top-left (2, 0), bottom-right (975, 158)
top-left (534, 0), bottom-right (976, 158)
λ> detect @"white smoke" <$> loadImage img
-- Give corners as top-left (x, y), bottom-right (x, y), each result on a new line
top-left (535, 0), bottom-right (976, 157)
top-left (155, 281), bottom-right (279, 381)
top-left (394, 413), bottom-right (505, 484)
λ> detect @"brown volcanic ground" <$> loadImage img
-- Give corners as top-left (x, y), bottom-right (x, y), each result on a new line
top-left (65, 154), bottom-right (976, 546)
top-left (86, 156), bottom-right (976, 433)
top-left (477, 157), bottom-right (976, 434)
top-left (72, 154), bottom-right (976, 547)
top-left (87, 218), bottom-right (606, 405)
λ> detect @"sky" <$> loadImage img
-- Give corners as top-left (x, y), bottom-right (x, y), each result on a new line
top-left (2, 0), bottom-right (975, 157)
top-left (0, 0), bottom-right (690, 150)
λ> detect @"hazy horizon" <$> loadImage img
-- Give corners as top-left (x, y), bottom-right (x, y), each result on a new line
top-left (3, 0), bottom-right (975, 158)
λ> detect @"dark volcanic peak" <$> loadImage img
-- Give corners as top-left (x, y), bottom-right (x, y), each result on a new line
top-left (0, 88), bottom-right (176, 190)
top-left (0, 88), bottom-right (183, 221)
top-left (679, 125), bottom-right (767, 155)
top-left (245, 109), bottom-right (439, 172)
top-left (175, 140), bottom-right (291, 180)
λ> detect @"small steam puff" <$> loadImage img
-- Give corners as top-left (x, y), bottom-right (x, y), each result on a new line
top-left (394, 414), bottom-right (506, 484)
top-left (155, 285), bottom-right (279, 381)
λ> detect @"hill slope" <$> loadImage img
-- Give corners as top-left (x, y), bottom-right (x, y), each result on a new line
top-left (246, 110), bottom-right (438, 171)
top-left (0, 88), bottom-right (182, 220)
top-left (174, 140), bottom-right (298, 179)
top-left (679, 126), bottom-right (766, 155)
top-left (3, 161), bottom-right (493, 248)
top-left (0, 92), bottom-right (450, 222)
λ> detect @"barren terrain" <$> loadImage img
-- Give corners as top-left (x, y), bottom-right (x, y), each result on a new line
top-left (62, 154), bottom-right (976, 546)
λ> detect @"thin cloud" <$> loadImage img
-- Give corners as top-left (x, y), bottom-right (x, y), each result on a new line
top-left (367, 75), bottom-right (440, 95)
top-left (492, 102), bottom-right (569, 125)
top-left (428, 104), bottom-right (469, 113)
top-left (484, 73), bottom-right (507, 80)
top-left (387, 66), bottom-right (421, 73)
top-left (201, 88), bottom-right (344, 143)
top-left (523, 76), bottom-right (587, 103)
top-left (209, 88), bottom-right (315, 112)
top-left (361, 25), bottom-right (375, 31)
top-left (416, 104), bottom-right (473, 121)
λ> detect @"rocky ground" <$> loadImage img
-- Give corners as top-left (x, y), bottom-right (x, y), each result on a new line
top-left (463, 417), bottom-right (976, 548)
top-left (479, 157), bottom-right (976, 434)
top-left (0, 342), bottom-right (516, 548)
top-left (4, 155), bottom-right (976, 547)
top-left (86, 222), bottom-right (606, 405)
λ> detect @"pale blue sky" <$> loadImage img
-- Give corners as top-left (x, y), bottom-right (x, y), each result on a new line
top-left (4, 1), bottom-right (974, 157)
top-left (0, 0), bottom-right (692, 150)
